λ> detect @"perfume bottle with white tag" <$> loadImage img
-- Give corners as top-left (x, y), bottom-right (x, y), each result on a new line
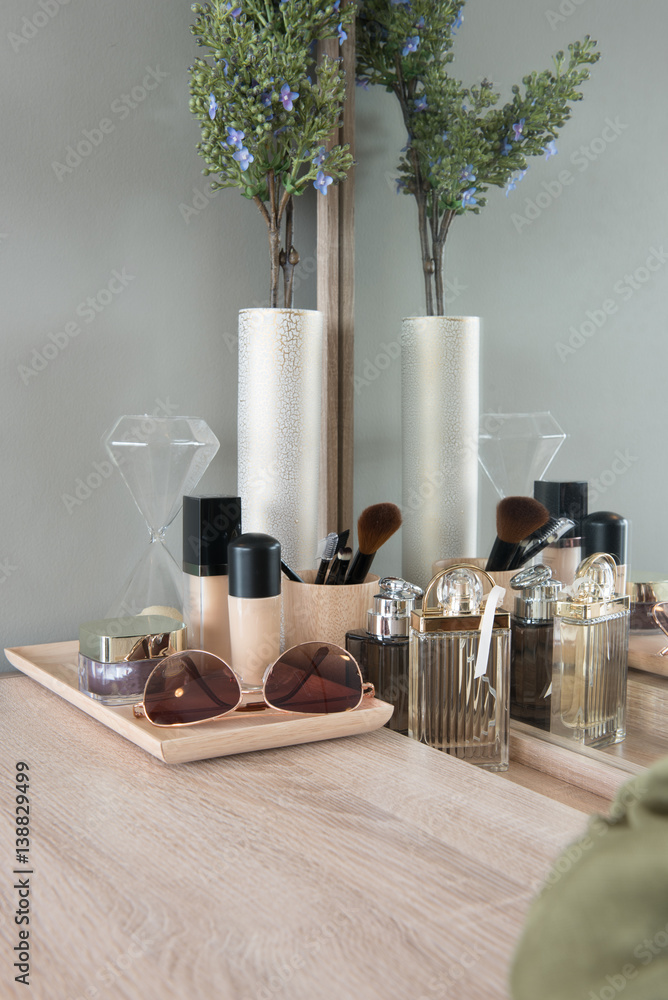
top-left (551, 552), bottom-right (630, 748)
top-left (408, 565), bottom-right (510, 771)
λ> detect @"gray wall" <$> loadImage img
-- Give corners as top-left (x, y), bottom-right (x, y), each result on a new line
top-left (1, 0), bottom-right (316, 660)
top-left (355, 0), bottom-right (668, 581)
top-left (1, 0), bottom-right (665, 664)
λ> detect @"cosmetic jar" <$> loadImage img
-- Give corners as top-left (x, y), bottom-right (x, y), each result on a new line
top-left (79, 615), bottom-right (187, 705)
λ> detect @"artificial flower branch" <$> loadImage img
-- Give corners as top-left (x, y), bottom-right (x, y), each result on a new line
top-left (357, 0), bottom-right (600, 316)
top-left (190, 0), bottom-right (355, 308)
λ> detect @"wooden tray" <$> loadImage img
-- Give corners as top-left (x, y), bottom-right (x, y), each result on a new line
top-left (627, 631), bottom-right (668, 677)
top-left (3, 641), bottom-right (394, 764)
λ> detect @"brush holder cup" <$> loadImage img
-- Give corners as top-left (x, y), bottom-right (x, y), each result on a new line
top-left (431, 558), bottom-right (516, 609)
top-left (282, 572), bottom-right (380, 651)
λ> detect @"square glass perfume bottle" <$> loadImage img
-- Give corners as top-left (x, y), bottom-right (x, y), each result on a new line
top-left (509, 564), bottom-right (562, 731)
top-left (409, 565), bottom-right (510, 771)
top-left (345, 577), bottom-right (423, 735)
top-left (551, 553), bottom-right (630, 748)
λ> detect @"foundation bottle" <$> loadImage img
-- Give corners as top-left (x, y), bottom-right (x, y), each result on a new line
top-left (509, 564), bottom-right (562, 730)
top-left (409, 565), bottom-right (511, 771)
top-left (228, 533), bottom-right (282, 690)
top-left (533, 480), bottom-right (587, 586)
top-left (183, 495), bottom-right (241, 664)
top-left (551, 552), bottom-right (630, 748)
top-left (345, 577), bottom-right (423, 735)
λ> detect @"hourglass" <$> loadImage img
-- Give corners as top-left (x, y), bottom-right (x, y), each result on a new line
top-left (103, 415), bottom-right (220, 619)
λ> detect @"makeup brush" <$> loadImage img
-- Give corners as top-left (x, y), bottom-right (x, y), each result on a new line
top-left (280, 560), bottom-right (304, 583)
top-left (334, 528), bottom-right (350, 555)
top-left (345, 503), bottom-right (403, 586)
top-left (314, 532), bottom-right (339, 585)
top-left (486, 497), bottom-right (550, 572)
top-left (325, 546), bottom-right (352, 585)
top-left (507, 516), bottom-right (576, 571)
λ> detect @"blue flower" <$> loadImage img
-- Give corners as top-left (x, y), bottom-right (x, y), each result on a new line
top-left (314, 170), bottom-right (333, 196)
top-left (225, 2), bottom-right (241, 15)
top-left (414, 95), bottom-right (428, 111)
top-left (402, 35), bottom-right (420, 56)
top-left (460, 163), bottom-right (476, 183)
top-left (501, 139), bottom-right (512, 156)
top-left (396, 178), bottom-right (407, 193)
top-left (356, 77), bottom-right (370, 90)
top-left (391, 0), bottom-right (411, 5)
top-left (280, 83), bottom-right (299, 111)
top-left (461, 187), bottom-right (477, 207)
top-left (505, 169), bottom-right (527, 196)
top-left (545, 139), bottom-right (558, 160)
top-left (452, 9), bottom-right (464, 32)
top-left (415, 16), bottom-right (425, 27)
top-left (333, 0), bottom-right (341, 8)
top-left (208, 93), bottom-right (218, 120)
top-left (512, 118), bottom-right (525, 141)
top-left (226, 126), bottom-right (245, 148)
top-left (337, 22), bottom-right (347, 45)
top-left (233, 146), bottom-right (254, 171)
top-left (312, 146), bottom-right (327, 167)
top-left (261, 92), bottom-right (272, 107)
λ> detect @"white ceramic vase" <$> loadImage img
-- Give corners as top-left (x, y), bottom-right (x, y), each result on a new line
top-left (401, 315), bottom-right (480, 590)
top-left (237, 308), bottom-right (323, 570)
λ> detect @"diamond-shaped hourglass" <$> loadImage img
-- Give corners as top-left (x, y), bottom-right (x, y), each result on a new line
top-left (478, 412), bottom-right (566, 499)
top-left (103, 416), bottom-right (220, 619)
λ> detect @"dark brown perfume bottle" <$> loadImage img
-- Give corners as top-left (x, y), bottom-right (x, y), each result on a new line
top-left (345, 578), bottom-right (422, 734)
top-left (510, 564), bottom-right (562, 730)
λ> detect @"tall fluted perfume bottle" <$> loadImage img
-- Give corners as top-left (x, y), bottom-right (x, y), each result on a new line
top-left (409, 565), bottom-right (510, 771)
top-left (345, 577), bottom-right (423, 735)
top-left (551, 552), bottom-right (630, 748)
top-left (509, 564), bottom-right (562, 730)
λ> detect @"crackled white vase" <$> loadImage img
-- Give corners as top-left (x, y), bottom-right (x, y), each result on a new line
top-left (237, 308), bottom-right (323, 570)
top-left (401, 316), bottom-right (480, 590)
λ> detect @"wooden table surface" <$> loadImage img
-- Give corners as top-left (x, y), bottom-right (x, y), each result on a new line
top-left (0, 674), bottom-right (594, 1000)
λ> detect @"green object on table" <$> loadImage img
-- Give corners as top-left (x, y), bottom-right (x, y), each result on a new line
top-left (511, 757), bottom-right (668, 1000)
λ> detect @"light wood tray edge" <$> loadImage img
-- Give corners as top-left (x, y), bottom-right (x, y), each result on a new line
top-left (4, 642), bottom-right (394, 765)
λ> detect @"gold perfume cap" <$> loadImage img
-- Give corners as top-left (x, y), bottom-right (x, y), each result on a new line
top-left (79, 615), bottom-right (187, 663)
top-left (555, 553), bottom-right (630, 621)
top-left (411, 564), bottom-right (510, 634)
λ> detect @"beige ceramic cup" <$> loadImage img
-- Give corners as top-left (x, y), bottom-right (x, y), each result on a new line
top-left (430, 558), bottom-right (516, 609)
top-left (282, 571), bottom-right (380, 650)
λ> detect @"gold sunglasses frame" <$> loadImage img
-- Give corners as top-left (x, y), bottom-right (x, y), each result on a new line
top-left (133, 642), bottom-right (374, 728)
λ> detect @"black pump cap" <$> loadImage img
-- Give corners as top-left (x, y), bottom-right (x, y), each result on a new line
top-left (582, 511), bottom-right (628, 565)
top-left (183, 496), bottom-right (242, 576)
top-left (228, 533), bottom-right (281, 598)
top-left (534, 481), bottom-right (588, 537)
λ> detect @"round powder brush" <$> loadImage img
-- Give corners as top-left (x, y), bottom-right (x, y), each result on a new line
top-left (486, 496), bottom-right (550, 572)
top-left (345, 503), bottom-right (403, 585)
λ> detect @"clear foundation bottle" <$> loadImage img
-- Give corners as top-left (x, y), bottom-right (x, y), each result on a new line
top-left (409, 565), bottom-right (511, 771)
top-left (345, 577), bottom-right (423, 735)
top-left (551, 552), bottom-right (630, 748)
top-left (509, 565), bottom-right (562, 731)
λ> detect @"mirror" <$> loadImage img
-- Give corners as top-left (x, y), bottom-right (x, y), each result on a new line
top-left (352, 5), bottom-right (667, 774)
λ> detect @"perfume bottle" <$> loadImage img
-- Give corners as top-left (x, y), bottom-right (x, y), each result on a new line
top-left (409, 565), bottom-right (511, 771)
top-left (551, 552), bottom-right (630, 748)
top-left (345, 577), bottom-right (423, 735)
top-left (509, 564), bottom-right (562, 731)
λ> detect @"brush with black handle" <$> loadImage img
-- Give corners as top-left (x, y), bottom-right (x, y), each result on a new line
top-left (345, 503), bottom-right (403, 586)
top-left (486, 497), bottom-right (550, 572)
top-left (325, 547), bottom-right (352, 585)
top-left (314, 532), bottom-right (339, 585)
top-left (507, 516), bottom-right (576, 570)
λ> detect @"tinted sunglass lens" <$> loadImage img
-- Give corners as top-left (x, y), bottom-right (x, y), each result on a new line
top-left (264, 643), bottom-right (362, 714)
top-left (143, 651), bottom-right (241, 726)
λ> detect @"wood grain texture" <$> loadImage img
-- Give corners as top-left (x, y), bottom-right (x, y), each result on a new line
top-left (0, 674), bottom-right (588, 1000)
top-left (317, 12), bottom-right (355, 537)
top-left (497, 762), bottom-right (612, 814)
top-left (4, 643), bottom-right (393, 764)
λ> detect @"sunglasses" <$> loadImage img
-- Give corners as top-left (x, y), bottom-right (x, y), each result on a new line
top-left (132, 642), bottom-right (373, 727)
